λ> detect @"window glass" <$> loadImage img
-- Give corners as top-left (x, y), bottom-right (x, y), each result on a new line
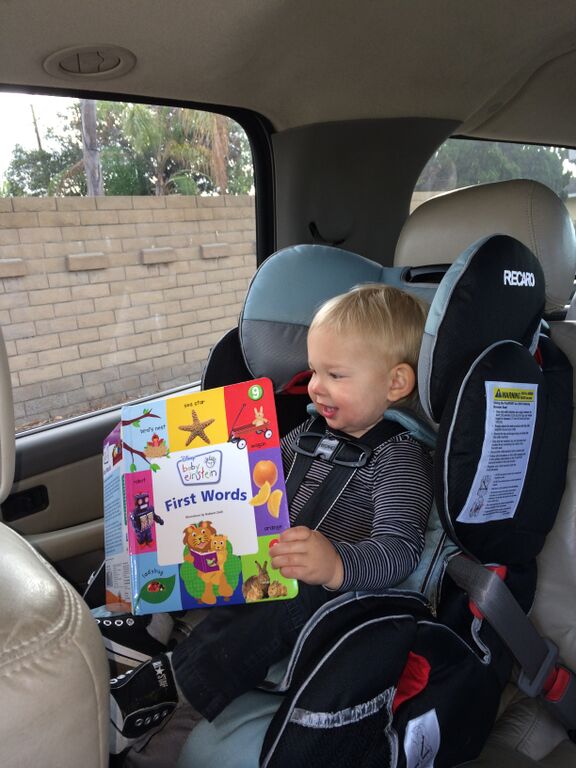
top-left (0, 94), bottom-right (256, 432)
top-left (412, 138), bottom-right (576, 222)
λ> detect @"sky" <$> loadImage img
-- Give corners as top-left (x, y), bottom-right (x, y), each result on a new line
top-left (0, 92), bottom-right (75, 180)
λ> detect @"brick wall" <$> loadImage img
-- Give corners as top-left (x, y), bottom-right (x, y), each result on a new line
top-left (0, 195), bottom-right (256, 431)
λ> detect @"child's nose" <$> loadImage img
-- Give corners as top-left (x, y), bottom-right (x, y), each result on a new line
top-left (308, 373), bottom-right (323, 396)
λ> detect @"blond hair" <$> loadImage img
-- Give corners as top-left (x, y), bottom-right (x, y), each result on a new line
top-left (309, 284), bottom-right (428, 370)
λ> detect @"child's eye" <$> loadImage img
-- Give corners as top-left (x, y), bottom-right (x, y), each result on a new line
top-left (329, 372), bottom-right (343, 379)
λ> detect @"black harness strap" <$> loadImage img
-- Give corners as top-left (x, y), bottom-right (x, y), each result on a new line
top-left (286, 415), bottom-right (407, 531)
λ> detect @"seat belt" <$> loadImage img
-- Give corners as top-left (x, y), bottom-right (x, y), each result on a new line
top-left (447, 555), bottom-right (576, 732)
top-left (285, 415), bottom-right (407, 531)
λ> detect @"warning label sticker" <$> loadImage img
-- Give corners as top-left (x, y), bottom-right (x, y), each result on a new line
top-left (493, 387), bottom-right (535, 402)
top-left (456, 381), bottom-right (537, 525)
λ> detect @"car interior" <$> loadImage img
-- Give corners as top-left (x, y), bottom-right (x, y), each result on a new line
top-left (2, 2), bottom-right (576, 766)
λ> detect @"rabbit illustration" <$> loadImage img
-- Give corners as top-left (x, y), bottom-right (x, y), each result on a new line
top-left (252, 406), bottom-right (266, 426)
top-left (268, 580), bottom-right (288, 598)
top-left (242, 560), bottom-right (271, 602)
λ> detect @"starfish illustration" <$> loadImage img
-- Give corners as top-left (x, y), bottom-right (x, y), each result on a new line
top-left (179, 410), bottom-right (215, 446)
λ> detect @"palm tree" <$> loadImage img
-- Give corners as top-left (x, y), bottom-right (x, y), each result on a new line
top-left (121, 105), bottom-right (230, 195)
top-left (80, 99), bottom-right (104, 196)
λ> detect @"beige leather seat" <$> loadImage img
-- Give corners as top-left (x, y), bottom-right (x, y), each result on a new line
top-left (395, 178), bottom-right (576, 767)
top-left (0, 329), bottom-right (110, 768)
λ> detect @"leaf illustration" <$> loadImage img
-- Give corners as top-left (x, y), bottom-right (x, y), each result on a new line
top-left (150, 463), bottom-right (160, 473)
top-left (138, 575), bottom-right (176, 604)
top-left (130, 462), bottom-right (137, 472)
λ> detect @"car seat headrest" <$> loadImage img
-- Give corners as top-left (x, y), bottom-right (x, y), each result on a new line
top-left (240, 244), bottom-right (437, 392)
top-left (419, 234), bottom-right (545, 423)
top-left (395, 179), bottom-right (575, 314)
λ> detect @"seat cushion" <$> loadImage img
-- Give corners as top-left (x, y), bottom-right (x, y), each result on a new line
top-left (0, 523), bottom-right (109, 768)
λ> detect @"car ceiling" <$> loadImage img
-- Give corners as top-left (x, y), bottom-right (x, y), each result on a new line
top-left (2, 0), bottom-right (576, 144)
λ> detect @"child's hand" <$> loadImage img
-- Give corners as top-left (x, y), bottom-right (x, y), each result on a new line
top-left (269, 526), bottom-right (344, 590)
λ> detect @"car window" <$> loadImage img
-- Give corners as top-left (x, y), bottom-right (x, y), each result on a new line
top-left (0, 94), bottom-right (256, 433)
top-left (411, 138), bottom-right (576, 220)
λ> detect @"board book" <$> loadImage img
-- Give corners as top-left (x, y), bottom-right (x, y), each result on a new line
top-left (103, 377), bottom-right (298, 614)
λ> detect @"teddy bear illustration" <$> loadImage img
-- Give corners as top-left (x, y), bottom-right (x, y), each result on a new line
top-left (210, 533), bottom-right (229, 570)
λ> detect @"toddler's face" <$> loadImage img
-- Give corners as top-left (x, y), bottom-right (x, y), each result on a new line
top-left (307, 325), bottom-right (407, 438)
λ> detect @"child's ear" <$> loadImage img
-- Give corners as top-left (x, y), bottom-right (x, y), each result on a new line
top-left (386, 363), bottom-right (416, 403)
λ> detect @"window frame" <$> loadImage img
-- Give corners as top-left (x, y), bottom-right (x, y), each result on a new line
top-left (0, 86), bottom-right (274, 470)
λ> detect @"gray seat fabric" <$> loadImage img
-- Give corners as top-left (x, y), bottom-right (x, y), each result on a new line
top-left (0, 324), bottom-right (110, 768)
top-left (565, 292), bottom-right (576, 320)
top-left (0, 321), bottom-right (14, 503)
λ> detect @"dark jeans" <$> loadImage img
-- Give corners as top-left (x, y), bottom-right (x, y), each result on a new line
top-left (171, 583), bottom-right (335, 721)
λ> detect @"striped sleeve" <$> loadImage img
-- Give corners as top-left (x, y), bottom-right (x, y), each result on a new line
top-left (330, 436), bottom-right (433, 592)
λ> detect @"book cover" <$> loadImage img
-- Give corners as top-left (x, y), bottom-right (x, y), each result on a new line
top-left (103, 378), bottom-right (298, 614)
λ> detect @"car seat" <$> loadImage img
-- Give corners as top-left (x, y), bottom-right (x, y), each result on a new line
top-left (394, 179), bottom-right (576, 766)
top-left (169, 195), bottom-right (573, 766)
top-left (0, 326), bottom-right (110, 767)
top-left (201, 242), bottom-right (439, 438)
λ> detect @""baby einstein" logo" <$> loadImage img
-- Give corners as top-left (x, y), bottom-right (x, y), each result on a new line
top-left (177, 450), bottom-right (222, 486)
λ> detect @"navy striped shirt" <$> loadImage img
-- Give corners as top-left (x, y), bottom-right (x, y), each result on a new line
top-left (281, 419), bottom-right (433, 592)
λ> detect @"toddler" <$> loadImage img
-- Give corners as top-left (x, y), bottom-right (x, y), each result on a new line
top-left (108, 284), bottom-right (433, 758)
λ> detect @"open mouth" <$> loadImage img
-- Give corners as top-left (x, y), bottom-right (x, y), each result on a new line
top-left (318, 404), bottom-right (337, 419)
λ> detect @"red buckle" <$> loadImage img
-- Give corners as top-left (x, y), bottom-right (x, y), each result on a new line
top-left (283, 370), bottom-right (312, 395)
top-left (392, 652), bottom-right (431, 713)
top-left (534, 346), bottom-right (543, 366)
top-left (544, 666), bottom-right (572, 703)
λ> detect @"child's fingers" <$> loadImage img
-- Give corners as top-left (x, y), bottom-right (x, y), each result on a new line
top-left (278, 525), bottom-right (311, 543)
top-left (278, 565), bottom-right (307, 580)
top-left (271, 546), bottom-right (324, 578)
top-left (270, 549), bottom-right (308, 569)
top-left (269, 537), bottom-right (310, 560)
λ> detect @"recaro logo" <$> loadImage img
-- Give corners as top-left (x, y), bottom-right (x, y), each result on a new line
top-left (503, 270), bottom-right (536, 287)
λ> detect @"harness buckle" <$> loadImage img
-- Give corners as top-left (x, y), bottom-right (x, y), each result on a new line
top-left (517, 637), bottom-right (559, 698)
top-left (541, 663), bottom-right (576, 732)
top-left (294, 431), bottom-right (372, 468)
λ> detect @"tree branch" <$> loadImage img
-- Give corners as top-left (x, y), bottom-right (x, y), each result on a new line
top-left (121, 411), bottom-right (161, 427)
top-left (122, 441), bottom-right (151, 466)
